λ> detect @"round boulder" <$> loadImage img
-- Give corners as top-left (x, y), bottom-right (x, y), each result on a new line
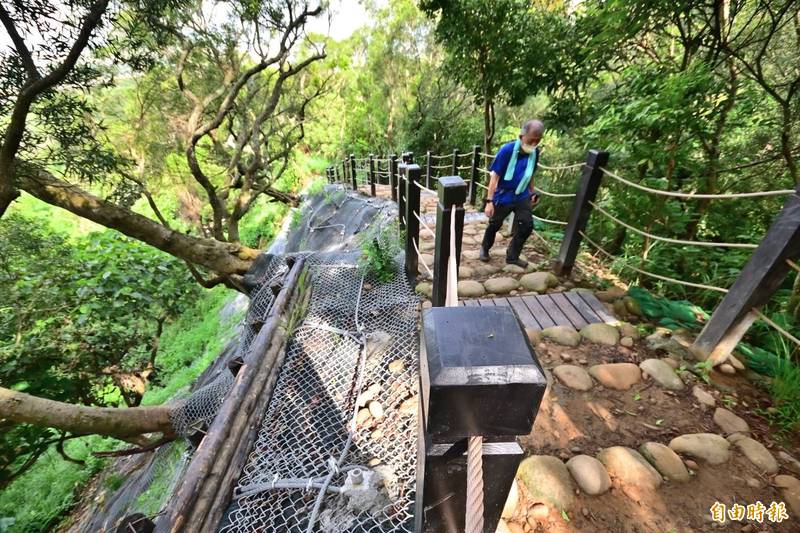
top-left (580, 323), bottom-right (620, 346)
top-left (734, 437), bottom-right (779, 474)
top-left (484, 277), bottom-right (520, 295)
top-left (566, 455), bottom-right (611, 495)
top-left (457, 280), bottom-right (486, 298)
top-left (713, 407), bottom-right (749, 435)
top-left (553, 365), bottom-right (593, 391)
top-left (588, 363), bottom-right (641, 390)
top-left (520, 272), bottom-right (558, 292)
top-left (639, 442), bottom-right (690, 482)
top-left (639, 359), bottom-right (685, 390)
top-left (517, 455), bottom-right (575, 510)
top-left (669, 433), bottom-right (731, 465)
top-left (415, 282), bottom-right (432, 298)
top-left (596, 446), bottom-right (662, 491)
top-left (541, 325), bottom-right (581, 347)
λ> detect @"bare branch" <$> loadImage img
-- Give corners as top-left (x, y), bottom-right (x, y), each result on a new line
top-left (0, 4), bottom-right (40, 80)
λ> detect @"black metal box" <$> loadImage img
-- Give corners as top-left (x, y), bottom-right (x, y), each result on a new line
top-left (420, 306), bottom-right (546, 441)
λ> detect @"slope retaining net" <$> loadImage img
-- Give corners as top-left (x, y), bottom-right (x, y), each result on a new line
top-left (218, 250), bottom-right (420, 532)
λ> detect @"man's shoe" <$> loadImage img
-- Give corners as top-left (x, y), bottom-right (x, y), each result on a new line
top-left (506, 257), bottom-right (528, 269)
top-left (479, 247), bottom-right (490, 262)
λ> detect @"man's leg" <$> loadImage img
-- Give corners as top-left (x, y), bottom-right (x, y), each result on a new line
top-left (506, 198), bottom-right (533, 262)
top-left (480, 202), bottom-right (513, 260)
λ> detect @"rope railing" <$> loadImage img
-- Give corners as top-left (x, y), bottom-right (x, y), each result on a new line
top-left (588, 200), bottom-right (759, 249)
top-left (787, 259), bottom-right (800, 274)
top-left (479, 152), bottom-right (494, 158)
top-left (413, 211), bottom-right (436, 239)
top-left (457, 165), bottom-right (472, 171)
top-left (533, 214), bottom-right (568, 226)
top-left (430, 164), bottom-right (451, 170)
top-left (412, 237), bottom-right (433, 278)
top-left (752, 308), bottom-right (800, 349)
top-left (538, 162), bottom-right (583, 171)
top-left (476, 182), bottom-right (489, 191)
top-left (430, 153), bottom-right (454, 160)
top-left (534, 186), bottom-right (576, 198)
top-left (578, 230), bottom-right (729, 293)
top-left (413, 180), bottom-right (436, 195)
top-left (599, 167), bottom-right (795, 199)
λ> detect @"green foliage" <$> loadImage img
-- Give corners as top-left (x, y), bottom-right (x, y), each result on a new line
top-left (358, 225), bottom-right (401, 283)
top-left (0, 214), bottom-right (199, 486)
top-left (0, 435), bottom-right (111, 533)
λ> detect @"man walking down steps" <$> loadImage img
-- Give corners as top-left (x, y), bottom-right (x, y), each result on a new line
top-left (479, 119), bottom-right (544, 268)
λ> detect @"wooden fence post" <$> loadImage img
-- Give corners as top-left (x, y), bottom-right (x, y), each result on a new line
top-left (451, 148), bottom-right (459, 176)
top-left (432, 176), bottom-right (467, 307)
top-left (552, 150), bottom-right (609, 276)
top-left (692, 187), bottom-right (800, 363)
top-left (398, 162), bottom-right (407, 231)
top-left (403, 151), bottom-right (414, 164)
top-left (368, 154), bottom-right (376, 196)
top-left (404, 164), bottom-right (422, 280)
top-left (426, 150), bottom-right (433, 189)
top-left (389, 154), bottom-right (399, 202)
top-left (342, 158), bottom-right (347, 186)
top-left (469, 145), bottom-right (479, 207)
top-left (349, 154), bottom-right (357, 191)
top-left (416, 306), bottom-right (547, 533)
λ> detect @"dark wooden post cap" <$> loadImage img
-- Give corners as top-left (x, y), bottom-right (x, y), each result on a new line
top-left (437, 176), bottom-right (467, 207)
top-left (420, 306), bottom-right (547, 441)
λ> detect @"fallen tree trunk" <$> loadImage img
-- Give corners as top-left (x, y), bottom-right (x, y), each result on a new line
top-left (0, 387), bottom-right (175, 440)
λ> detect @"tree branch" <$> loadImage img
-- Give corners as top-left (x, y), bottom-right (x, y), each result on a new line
top-left (0, 5), bottom-right (40, 80)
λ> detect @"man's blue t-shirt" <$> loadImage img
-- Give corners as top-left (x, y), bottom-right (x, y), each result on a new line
top-left (489, 141), bottom-right (539, 205)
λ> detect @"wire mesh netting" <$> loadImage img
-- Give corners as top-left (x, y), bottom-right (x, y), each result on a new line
top-left (219, 250), bottom-right (420, 532)
top-left (169, 255), bottom-right (288, 439)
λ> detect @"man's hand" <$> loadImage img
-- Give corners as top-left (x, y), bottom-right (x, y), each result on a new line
top-left (484, 201), bottom-right (494, 218)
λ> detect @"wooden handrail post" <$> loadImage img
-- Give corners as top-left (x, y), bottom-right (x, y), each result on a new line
top-left (349, 154), bottom-right (357, 191)
top-left (552, 150), bottom-right (610, 276)
top-left (405, 164), bottom-right (422, 280)
top-left (416, 306), bottom-right (546, 532)
top-left (398, 162), bottom-right (407, 231)
top-left (426, 150), bottom-right (433, 189)
top-left (692, 187), bottom-right (800, 363)
top-left (389, 154), bottom-right (399, 202)
top-left (402, 151), bottom-right (414, 164)
top-left (469, 145), bottom-right (479, 207)
top-left (451, 148), bottom-right (459, 175)
top-left (432, 176), bottom-right (467, 307)
top-left (341, 158), bottom-right (347, 186)
top-left (368, 154), bottom-right (376, 196)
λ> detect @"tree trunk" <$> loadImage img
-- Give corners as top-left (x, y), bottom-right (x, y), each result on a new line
top-left (0, 386), bottom-right (175, 440)
top-left (17, 164), bottom-right (259, 276)
top-left (483, 95), bottom-right (495, 156)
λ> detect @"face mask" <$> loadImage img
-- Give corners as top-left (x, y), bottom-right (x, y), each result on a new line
top-left (520, 143), bottom-right (536, 154)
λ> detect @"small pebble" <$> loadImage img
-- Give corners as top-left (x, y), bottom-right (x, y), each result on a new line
top-left (719, 363), bottom-right (736, 374)
top-left (582, 507), bottom-right (589, 517)
top-left (368, 458), bottom-right (381, 466)
top-left (684, 459), bottom-right (699, 470)
top-left (746, 477), bottom-right (762, 488)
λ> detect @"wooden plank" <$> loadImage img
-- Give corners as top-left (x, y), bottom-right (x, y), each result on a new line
top-left (564, 291), bottom-right (602, 324)
top-left (537, 294), bottom-right (571, 326)
top-left (477, 298), bottom-right (495, 307)
top-left (520, 295), bottom-right (556, 329)
top-left (578, 291), bottom-right (617, 323)
top-left (550, 292), bottom-right (589, 329)
top-left (508, 297), bottom-right (541, 330)
top-left (463, 299), bottom-right (479, 307)
top-left (492, 298), bottom-right (511, 307)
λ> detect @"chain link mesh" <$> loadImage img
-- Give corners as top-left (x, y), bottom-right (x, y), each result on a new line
top-left (219, 250), bottom-right (419, 532)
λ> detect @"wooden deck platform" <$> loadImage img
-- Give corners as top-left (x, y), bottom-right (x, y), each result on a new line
top-left (460, 290), bottom-right (615, 331)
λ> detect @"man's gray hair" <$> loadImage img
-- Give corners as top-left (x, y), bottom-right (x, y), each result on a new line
top-left (521, 119), bottom-right (544, 136)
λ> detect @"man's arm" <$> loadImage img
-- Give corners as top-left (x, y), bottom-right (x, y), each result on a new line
top-left (484, 171), bottom-right (500, 217)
